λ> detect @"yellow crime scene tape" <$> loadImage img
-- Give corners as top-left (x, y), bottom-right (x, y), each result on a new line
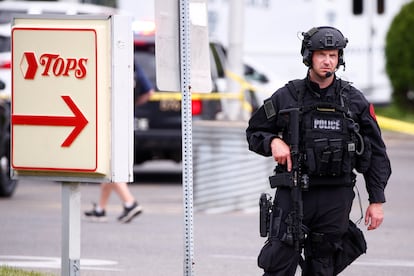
top-left (377, 115), bottom-right (414, 135)
top-left (148, 69), bottom-right (414, 136)
top-left (0, 94), bottom-right (10, 101)
top-left (149, 70), bottom-right (256, 113)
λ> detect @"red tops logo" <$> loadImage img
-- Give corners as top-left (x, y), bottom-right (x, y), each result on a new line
top-left (21, 52), bottom-right (88, 80)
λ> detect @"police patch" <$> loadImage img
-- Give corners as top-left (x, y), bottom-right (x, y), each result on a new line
top-left (264, 99), bottom-right (276, 119)
top-left (313, 117), bottom-right (342, 131)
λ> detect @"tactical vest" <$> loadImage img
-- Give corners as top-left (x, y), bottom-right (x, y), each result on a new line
top-left (287, 79), bottom-right (365, 185)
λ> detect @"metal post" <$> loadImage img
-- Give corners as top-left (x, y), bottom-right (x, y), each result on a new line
top-left (225, 0), bottom-right (245, 120)
top-left (61, 182), bottom-right (81, 276)
top-left (179, 0), bottom-right (194, 275)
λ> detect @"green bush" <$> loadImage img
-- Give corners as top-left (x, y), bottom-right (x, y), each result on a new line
top-left (385, 1), bottom-right (414, 110)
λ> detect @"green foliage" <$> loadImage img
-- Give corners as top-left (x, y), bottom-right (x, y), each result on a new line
top-left (385, 1), bottom-right (414, 109)
top-left (376, 101), bottom-right (414, 123)
top-left (0, 266), bottom-right (54, 276)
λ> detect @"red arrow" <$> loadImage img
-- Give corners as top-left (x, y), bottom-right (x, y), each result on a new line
top-left (12, 95), bottom-right (89, 147)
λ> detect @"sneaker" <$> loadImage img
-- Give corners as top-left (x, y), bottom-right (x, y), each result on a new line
top-left (118, 201), bottom-right (142, 223)
top-left (84, 203), bottom-right (107, 222)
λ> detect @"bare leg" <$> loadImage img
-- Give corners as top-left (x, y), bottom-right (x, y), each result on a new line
top-left (88, 182), bottom-right (141, 223)
top-left (98, 182), bottom-right (115, 210)
top-left (112, 182), bottom-right (135, 205)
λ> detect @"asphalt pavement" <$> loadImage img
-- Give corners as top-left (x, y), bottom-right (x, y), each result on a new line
top-left (0, 131), bottom-right (414, 276)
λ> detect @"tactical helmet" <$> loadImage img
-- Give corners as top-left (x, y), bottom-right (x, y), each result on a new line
top-left (301, 26), bottom-right (348, 68)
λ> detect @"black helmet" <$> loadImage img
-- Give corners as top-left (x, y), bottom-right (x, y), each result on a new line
top-left (301, 26), bottom-right (348, 68)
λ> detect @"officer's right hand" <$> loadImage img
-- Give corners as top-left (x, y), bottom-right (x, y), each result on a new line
top-left (270, 138), bottom-right (292, 172)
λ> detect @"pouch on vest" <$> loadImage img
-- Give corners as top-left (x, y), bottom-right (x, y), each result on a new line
top-left (305, 137), bottom-right (352, 177)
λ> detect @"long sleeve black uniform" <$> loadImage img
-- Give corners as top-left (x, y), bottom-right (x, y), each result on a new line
top-left (246, 77), bottom-right (391, 203)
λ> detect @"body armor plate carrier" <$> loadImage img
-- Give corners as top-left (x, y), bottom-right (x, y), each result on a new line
top-left (285, 79), bottom-right (369, 186)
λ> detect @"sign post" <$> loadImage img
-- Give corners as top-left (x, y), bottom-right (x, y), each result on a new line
top-left (178, 1), bottom-right (194, 274)
top-left (11, 15), bottom-right (133, 275)
top-left (155, 1), bottom-right (210, 274)
top-left (61, 182), bottom-right (81, 276)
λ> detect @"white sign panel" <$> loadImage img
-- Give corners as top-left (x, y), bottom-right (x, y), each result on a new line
top-left (11, 16), bottom-right (115, 179)
top-left (155, 0), bottom-right (211, 92)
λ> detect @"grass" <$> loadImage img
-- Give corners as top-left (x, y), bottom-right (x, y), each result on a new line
top-left (0, 267), bottom-right (55, 276)
top-left (375, 102), bottom-right (414, 123)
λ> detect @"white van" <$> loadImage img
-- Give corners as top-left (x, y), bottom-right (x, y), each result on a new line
top-left (207, 0), bottom-right (411, 105)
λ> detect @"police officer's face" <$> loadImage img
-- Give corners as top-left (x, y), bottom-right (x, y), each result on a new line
top-left (311, 49), bottom-right (339, 78)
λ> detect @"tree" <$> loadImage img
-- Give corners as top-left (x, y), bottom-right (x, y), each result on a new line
top-left (385, 1), bottom-right (414, 109)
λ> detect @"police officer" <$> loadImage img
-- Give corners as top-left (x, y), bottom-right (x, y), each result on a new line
top-left (246, 26), bottom-right (391, 275)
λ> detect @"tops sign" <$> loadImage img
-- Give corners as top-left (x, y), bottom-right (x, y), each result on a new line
top-left (21, 52), bottom-right (88, 79)
top-left (11, 19), bottom-right (112, 177)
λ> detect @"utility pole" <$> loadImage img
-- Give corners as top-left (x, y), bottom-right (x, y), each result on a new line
top-left (225, 0), bottom-right (245, 120)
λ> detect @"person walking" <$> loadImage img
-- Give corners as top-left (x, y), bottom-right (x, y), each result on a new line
top-left (84, 61), bottom-right (154, 223)
top-left (246, 26), bottom-right (391, 275)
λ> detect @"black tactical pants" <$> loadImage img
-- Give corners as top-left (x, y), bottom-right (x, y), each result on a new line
top-left (259, 186), bottom-right (355, 276)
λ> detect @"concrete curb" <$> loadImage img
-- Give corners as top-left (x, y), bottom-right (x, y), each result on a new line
top-left (377, 115), bottom-right (414, 136)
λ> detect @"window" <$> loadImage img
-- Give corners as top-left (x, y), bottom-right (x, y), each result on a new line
top-left (353, 0), bottom-right (363, 15)
top-left (377, 0), bottom-right (385, 14)
top-left (353, 0), bottom-right (385, 15)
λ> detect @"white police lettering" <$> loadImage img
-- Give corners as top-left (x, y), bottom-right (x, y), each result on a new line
top-left (313, 119), bottom-right (341, 130)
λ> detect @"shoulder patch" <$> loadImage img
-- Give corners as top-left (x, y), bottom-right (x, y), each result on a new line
top-left (264, 99), bottom-right (276, 119)
top-left (369, 103), bottom-right (377, 121)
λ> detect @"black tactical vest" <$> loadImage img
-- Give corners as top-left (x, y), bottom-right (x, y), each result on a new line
top-left (301, 102), bottom-right (357, 177)
top-left (287, 79), bottom-right (361, 185)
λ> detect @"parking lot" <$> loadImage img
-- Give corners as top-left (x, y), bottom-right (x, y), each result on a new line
top-left (0, 131), bottom-right (414, 276)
